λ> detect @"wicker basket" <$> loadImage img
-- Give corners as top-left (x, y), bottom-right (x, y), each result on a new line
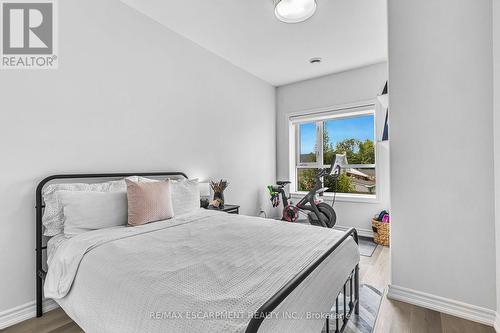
top-left (372, 219), bottom-right (390, 246)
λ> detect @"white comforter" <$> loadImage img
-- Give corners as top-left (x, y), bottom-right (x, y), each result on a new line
top-left (45, 209), bottom-right (359, 333)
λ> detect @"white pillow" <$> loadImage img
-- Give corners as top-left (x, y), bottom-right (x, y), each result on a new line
top-left (136, 177), bottom-right (200, 215)
top-left (42, 177), bottom-right (138, 236)
top-left (59, 190), bottom-right (128, 236)
top-left (171, 179), bottom-right (200, 215)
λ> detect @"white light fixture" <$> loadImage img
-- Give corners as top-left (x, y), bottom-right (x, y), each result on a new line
top-left (274, 0), bottom-right (317, 23)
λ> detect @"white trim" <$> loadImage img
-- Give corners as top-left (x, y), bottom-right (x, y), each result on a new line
top-left (0, 299), bottom-right (59, 329)
top-left (334, 224), bottom-right (373, 238)
top-left (289, 121), bottom-right (297, 189)
top-left (495, 312), bottom-right (500, 332)
top-left (286, 99), bottom-right (377, 120)
top-left (290, 107), bottom-right (375, 124)
top-left (296, 163), bottom-right (376, 169)
top-left (387, 285), bottom-right (496, 327)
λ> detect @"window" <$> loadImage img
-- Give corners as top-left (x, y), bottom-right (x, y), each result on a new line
top-left (292, 107), bottom-right (376, 197)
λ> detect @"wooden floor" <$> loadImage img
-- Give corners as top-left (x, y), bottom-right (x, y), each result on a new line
top-left (3, 245), bottom-right (495, 333)
top-left (363, 246), bottom-right (495, 333)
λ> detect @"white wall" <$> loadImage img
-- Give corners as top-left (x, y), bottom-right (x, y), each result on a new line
top-left (0, 0), bottom-right (275, 314)
top-left (276, 63), bottom-right (389, 233)
top-left (389, 0), bottom-right (496, 311)
top-left (494, 0), bottom-right (500, 322)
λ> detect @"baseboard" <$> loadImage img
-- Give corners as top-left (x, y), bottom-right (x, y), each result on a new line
top-left (0, 299), bottom-right (59, 329)
top-left (387, 284), bottom-right (496, 327)
top-left (495, 311), bottom-right (500, 332)
top-left (334, 225), bottom-right (373, 238)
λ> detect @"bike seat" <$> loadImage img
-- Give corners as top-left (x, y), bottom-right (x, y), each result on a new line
top-left (276, 181), bottom-right (291, 186)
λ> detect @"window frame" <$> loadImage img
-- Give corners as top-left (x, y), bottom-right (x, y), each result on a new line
top-left (289, 103), bottom-right (378, 202)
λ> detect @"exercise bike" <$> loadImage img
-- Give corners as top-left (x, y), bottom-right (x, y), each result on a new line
top-left (268, 154), bottom-right (342, 228)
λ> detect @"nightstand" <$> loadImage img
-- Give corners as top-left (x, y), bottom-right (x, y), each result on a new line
top-left (205, 204), bottom-right (240, 214)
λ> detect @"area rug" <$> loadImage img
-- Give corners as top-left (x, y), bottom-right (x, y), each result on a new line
top-left (358, 237), bottom-right (377, 257)
top-left (322, 284), bottom-right (383, 333)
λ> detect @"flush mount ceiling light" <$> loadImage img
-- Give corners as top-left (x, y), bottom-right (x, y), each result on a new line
top-left (274, 0), bottom-right (317, 23)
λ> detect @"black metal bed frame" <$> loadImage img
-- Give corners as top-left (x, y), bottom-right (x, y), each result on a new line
top-left (245, 229), bottom-right (359, 333)
top-left (35, 172), bottom-right (359, 333)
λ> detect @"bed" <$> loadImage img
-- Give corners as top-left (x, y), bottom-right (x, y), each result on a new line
top-left (35, 172), bottom-right (360, 333)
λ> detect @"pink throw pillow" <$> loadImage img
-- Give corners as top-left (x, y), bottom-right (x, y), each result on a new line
top-left (126, 179), bottom-right (174, 226)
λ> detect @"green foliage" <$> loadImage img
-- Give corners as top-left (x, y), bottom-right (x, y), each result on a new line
top-left (324, 173), bottom-right (353, 193)
top-left (331, 139), bottom-right (374, 164)
top-left (297, 168), bottom-right (318, 191)
top-left (300, 152), bottom-right (316, 163)
top-left (336, 173), bottom-right (354, 193)
top-left (357, 140), bottom-right (375, 164)
top-left (299, 169), bottom-right (354, 193)
top-left (334, 138), bottom-right (361, 163)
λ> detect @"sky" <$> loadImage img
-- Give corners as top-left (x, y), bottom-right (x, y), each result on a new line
top-left (300, 115), bottom-right (374, 155)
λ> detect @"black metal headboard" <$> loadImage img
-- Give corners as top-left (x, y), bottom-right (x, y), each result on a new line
top-left (35, 172), bottom-right (188, 317)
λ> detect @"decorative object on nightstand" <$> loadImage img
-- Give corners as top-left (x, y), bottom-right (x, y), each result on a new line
top-left (210, 179), bottom-right (229, 207)
top-left (206, 204), bottom-right (240, 214)
top-left (199, 182), bottom-right (211, 208)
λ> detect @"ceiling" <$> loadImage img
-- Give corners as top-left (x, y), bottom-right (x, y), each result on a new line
top-left (121, 0), bottom-right (388, 86)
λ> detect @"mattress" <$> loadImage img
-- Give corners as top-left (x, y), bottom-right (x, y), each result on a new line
top-left (45, 209), bottom-right (359, 333)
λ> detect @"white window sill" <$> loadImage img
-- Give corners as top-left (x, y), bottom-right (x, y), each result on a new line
top-left (290, 192), bottom-right (379, 204)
